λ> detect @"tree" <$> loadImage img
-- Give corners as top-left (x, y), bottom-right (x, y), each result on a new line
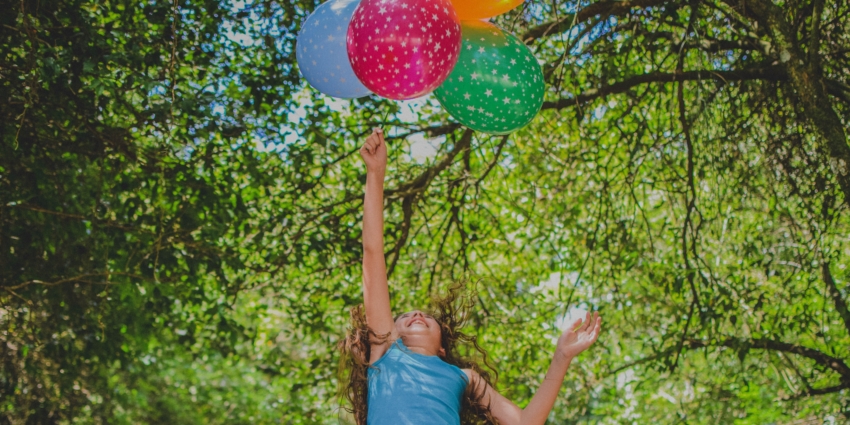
top-left (1, 0), bottom-right (848, 423)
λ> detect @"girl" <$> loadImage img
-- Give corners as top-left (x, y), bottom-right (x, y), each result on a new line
top-left (339, 128), bottom-right (602, 425)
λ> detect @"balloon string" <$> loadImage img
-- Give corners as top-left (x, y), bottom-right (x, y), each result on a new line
top-left (378, 106), bottom-right (392, 137)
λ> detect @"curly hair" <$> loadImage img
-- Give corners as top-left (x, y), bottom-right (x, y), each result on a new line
top-left (337, 282), bottom-right (500, 425)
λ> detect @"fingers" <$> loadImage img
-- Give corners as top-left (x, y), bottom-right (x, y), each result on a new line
top-left (362, 128), bottom-right (384, 154)
top-left (579, 311), bottom-right (591, 332)
top-left (589, 314), bottom-right (602, 342)
top-left (567, 317), bottom-right (583, 332)
top-left (570, 311), bottom-right (599, 337)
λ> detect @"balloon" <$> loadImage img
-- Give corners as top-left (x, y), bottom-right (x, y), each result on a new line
top-left (434, 20), bottom-right (544, 135)
top-left (347, 0), bottom-right (462, 100)
top-left (297, 0), bottom-right (371, 99)
top-left (450, 0), bottom-right (524, 20)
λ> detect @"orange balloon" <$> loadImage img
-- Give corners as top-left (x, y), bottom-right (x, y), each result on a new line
top-left (451, 0), bottom-right (524, 20)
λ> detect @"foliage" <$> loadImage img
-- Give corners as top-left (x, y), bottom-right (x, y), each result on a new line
top-left (1, 0), bottom-right (849, 423)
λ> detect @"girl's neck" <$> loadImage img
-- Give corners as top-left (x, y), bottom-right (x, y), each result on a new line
top-left (399, 336), bottom-right (441, 357)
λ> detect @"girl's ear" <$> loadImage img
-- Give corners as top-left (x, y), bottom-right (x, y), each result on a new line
top-left (438, 347), bottom-right (446, 357)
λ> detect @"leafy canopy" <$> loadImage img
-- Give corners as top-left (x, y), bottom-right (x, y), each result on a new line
top-left (1, 0), bottom-right (849, 423)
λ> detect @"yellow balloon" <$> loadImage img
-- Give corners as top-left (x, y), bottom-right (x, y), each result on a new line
top-left (451, 0), bottom-right (524, 20)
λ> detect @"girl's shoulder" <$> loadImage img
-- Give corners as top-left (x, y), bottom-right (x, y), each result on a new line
top-left (461, 368), bottom-right (475, 381)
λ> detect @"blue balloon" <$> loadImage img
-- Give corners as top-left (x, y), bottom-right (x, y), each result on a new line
top-left (296, 0), bottom-right (371, 99)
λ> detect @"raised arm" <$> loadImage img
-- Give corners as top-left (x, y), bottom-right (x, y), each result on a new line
top-left (359, 128), bottom-right (397, 362)
top-left (465, 312), bottom-right (602, 425)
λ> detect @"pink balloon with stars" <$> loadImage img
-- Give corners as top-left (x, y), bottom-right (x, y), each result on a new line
top-left (347, 0), bottom-right (462, 100)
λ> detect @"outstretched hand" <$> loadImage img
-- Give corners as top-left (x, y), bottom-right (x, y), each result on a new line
top-left (556, 311), bottom-right (601, 361)
top-left (360, 128), bottom-right (387, 174)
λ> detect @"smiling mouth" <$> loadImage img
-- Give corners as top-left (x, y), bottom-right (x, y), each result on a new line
top-left (408, 318), bottom-right (428, 327)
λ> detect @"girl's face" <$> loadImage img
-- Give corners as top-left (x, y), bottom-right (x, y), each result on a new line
top-left (394, 310), bottom-right (445, 357)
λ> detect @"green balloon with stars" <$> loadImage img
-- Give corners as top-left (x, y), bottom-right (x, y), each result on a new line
top-left (434, 20), bottom-right (545, 135)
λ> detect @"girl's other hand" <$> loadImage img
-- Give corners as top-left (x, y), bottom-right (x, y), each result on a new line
top-left (360, 128), bottom-right (387, 174)
top-left (555, 311), bottom-right (601, 361)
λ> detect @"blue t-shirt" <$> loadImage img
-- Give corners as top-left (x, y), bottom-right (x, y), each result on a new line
top-left (367, 339), bottom-right (469, 424)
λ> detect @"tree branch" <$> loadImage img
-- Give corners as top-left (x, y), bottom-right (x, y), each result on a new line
top-left (727, 0), bottom-right (850, 208)
top-left (385, 129), bottom-right (473, 200)
top-left (686, 337), bottom-right (850, 378)
top-left (807, 0), bottom-right (825, 69)
top-left (672, 2), bottom-right (702, 370)
top-left (384, 129), bottom-right (474, 276)
top-left (825, 79), bottom-right (850, 106)
top-left (6, 272), bottom-right (149, 291)
top-left (790, 383), bottom-right (849, 399)
top-left (523, 0), bottom-right (673, 43)
top-left (543, 66), bottom-right (787, 110)
top-left (822, 262), bottom-right (850, 338)
top-left (613, 337), bottom-right (850, 395)
top-left (641, 30), bottom-right (768, 52)
top-left (8, 203), bottom-right (138, 231)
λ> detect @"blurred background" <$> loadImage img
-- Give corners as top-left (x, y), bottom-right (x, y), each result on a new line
top-left (1, 0), bottom-right (848, 423)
